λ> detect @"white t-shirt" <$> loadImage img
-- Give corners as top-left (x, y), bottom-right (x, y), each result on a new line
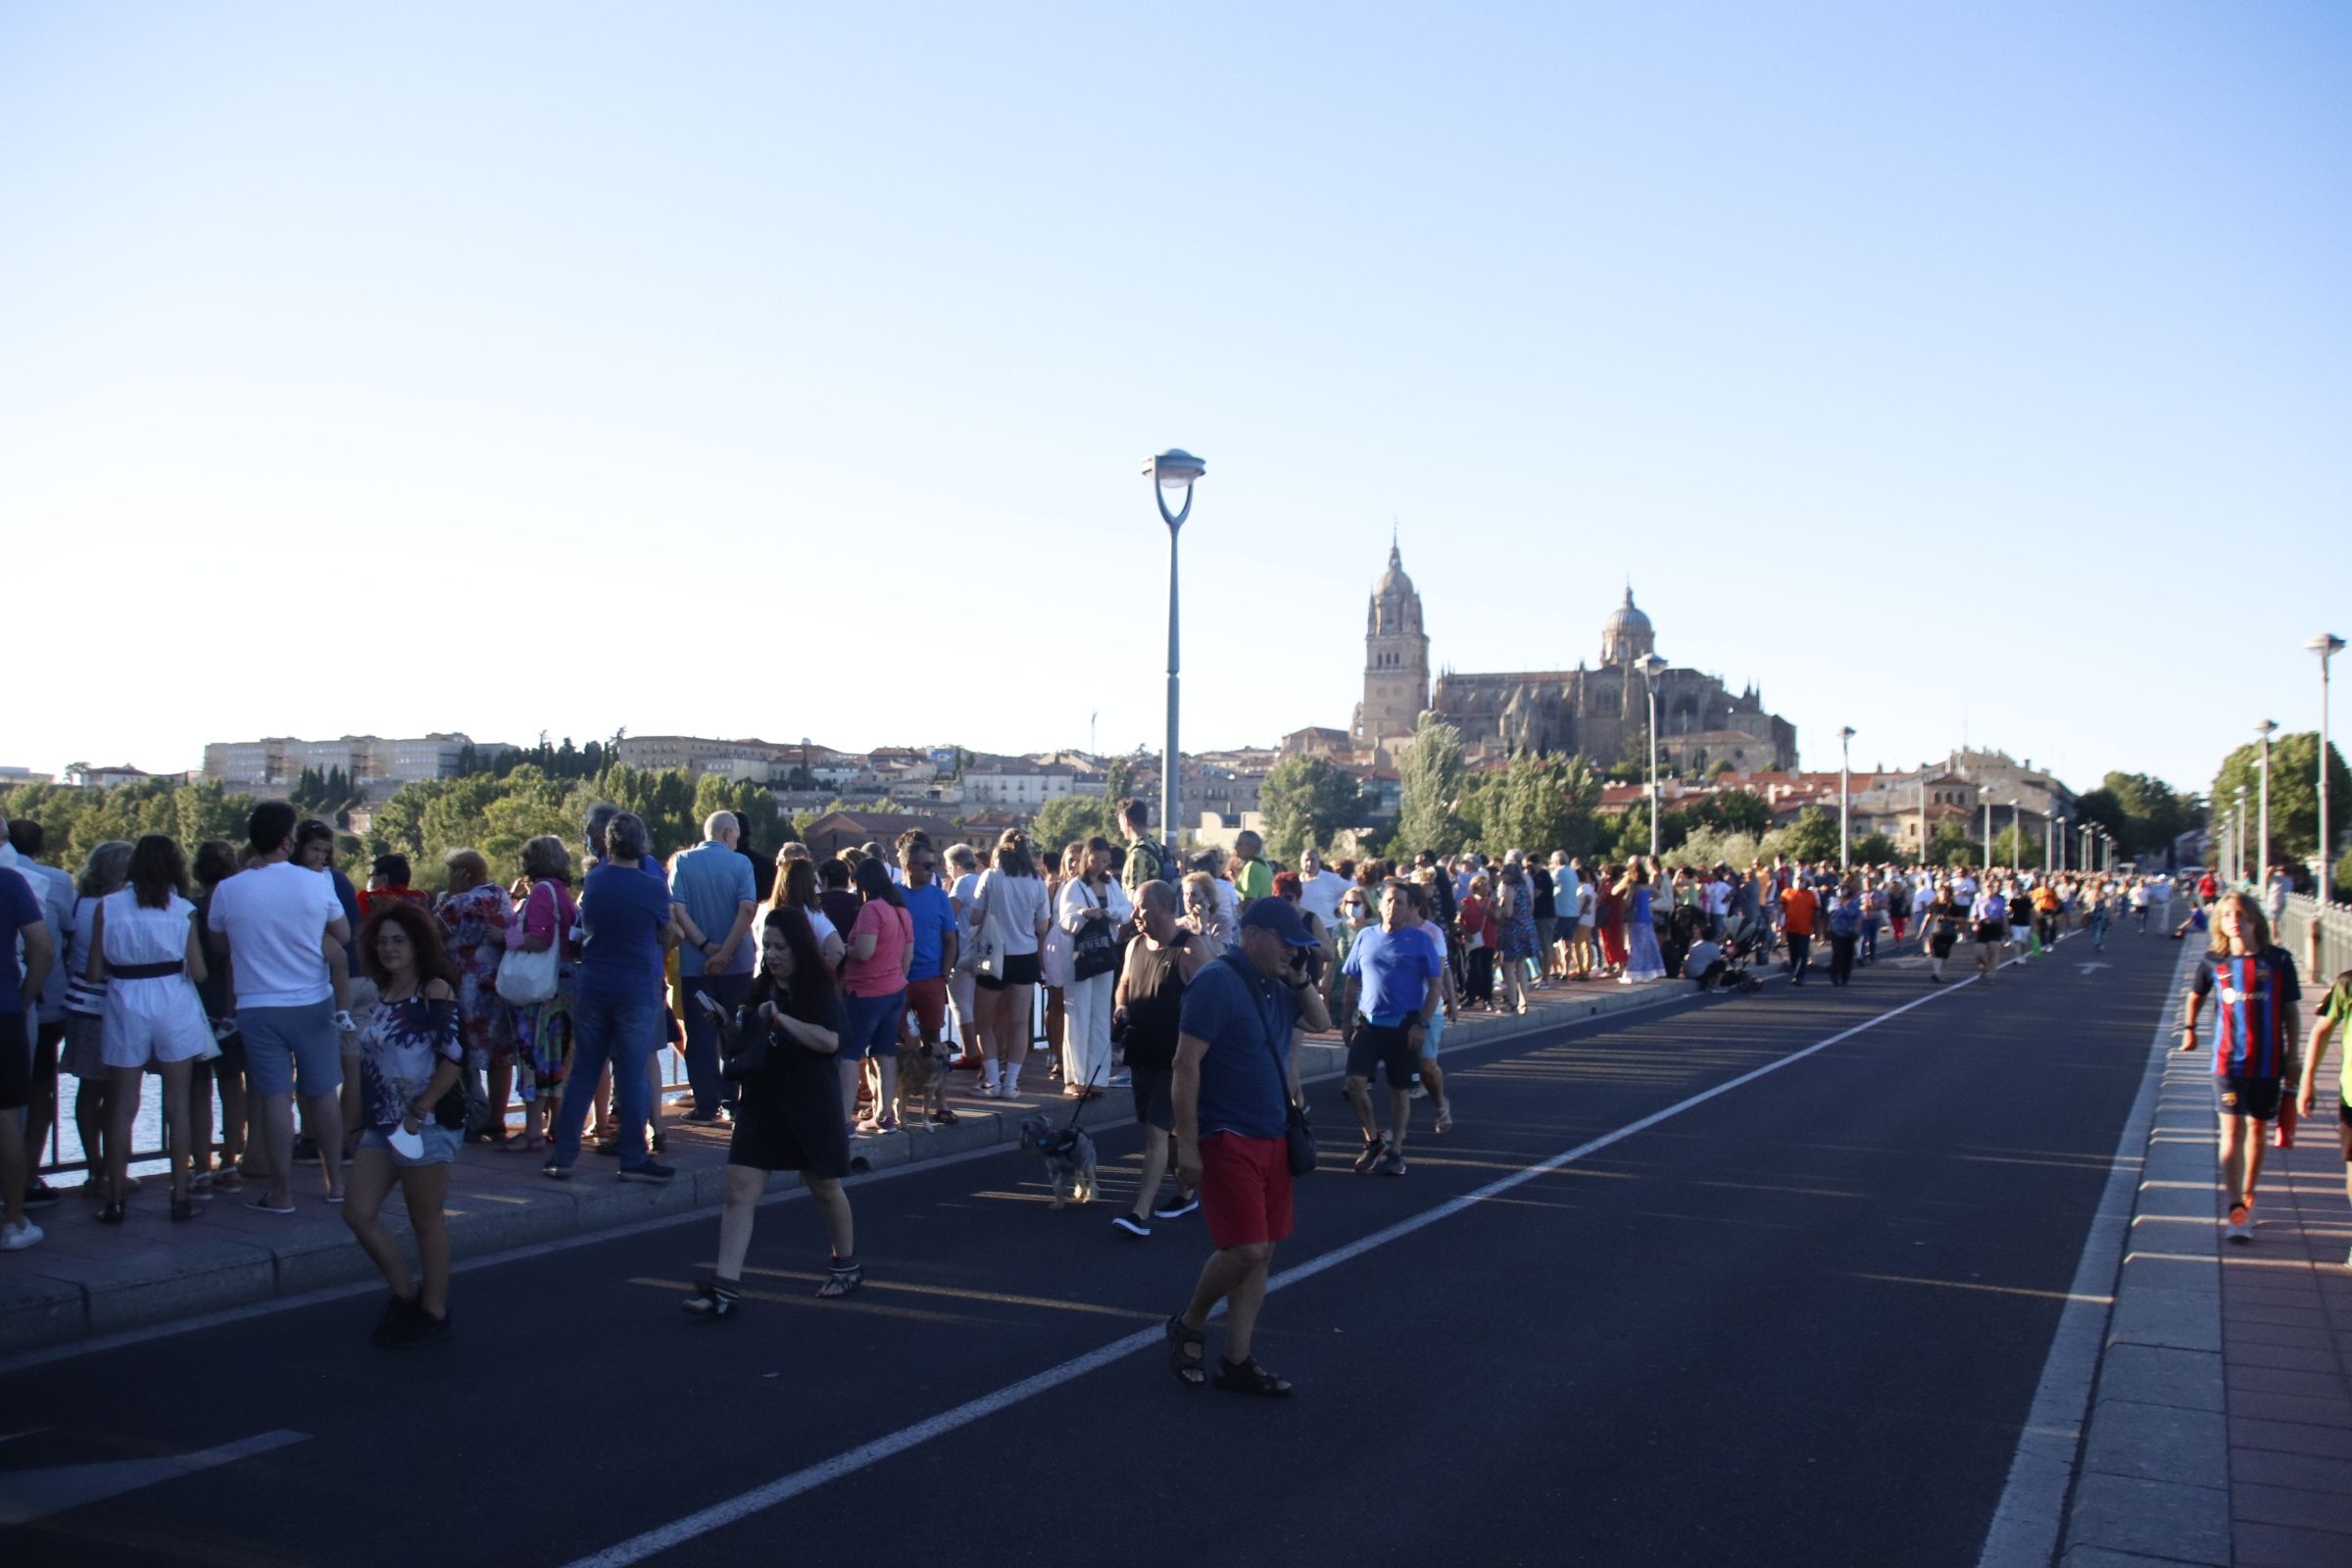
top-left (1297, 868), bottom-right (1349, 929)
top-left (973, 870), bottom-right (1050, 956)
top-left (207, 859), bottom-right (342, 1009)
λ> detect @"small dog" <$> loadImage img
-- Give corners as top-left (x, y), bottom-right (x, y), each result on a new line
top-left (1016, 1114), bottom-right (1099, 1209)
top-left (895, 1039), bottom-right (956, 1126)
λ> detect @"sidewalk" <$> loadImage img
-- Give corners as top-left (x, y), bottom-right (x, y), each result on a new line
top-left (2059, 942), bottom-right (2352, 1567)
top-left (0, 969), bottom-right (1701, 1355)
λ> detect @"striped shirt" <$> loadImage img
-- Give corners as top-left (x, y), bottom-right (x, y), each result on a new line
top-left (2191, 947), bottom-right (2301, 1079)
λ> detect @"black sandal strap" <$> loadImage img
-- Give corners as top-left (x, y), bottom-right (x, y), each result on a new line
top-left (1214, 1356), bottom-right (1293, 1396)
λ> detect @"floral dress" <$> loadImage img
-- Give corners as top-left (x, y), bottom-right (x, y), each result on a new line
top-left (438, 881), bottom-right (514, 1069)
top-left (1500, 876), bottom-right (1539, 964)
top-left (359, 994), bottom-right (466, 1130)
top-left (1624, 885), bottom-right (1668, 981)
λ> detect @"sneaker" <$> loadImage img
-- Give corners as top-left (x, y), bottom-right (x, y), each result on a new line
top-left (1352, 1138), bottom-right (1390, 1175)
top-left (593, 1137), bottom-right (620, 1157)
top-left (1152, 1192), bottom-right (1200, 1221)
top-left (292, 1135), bottom-right (320, 1163)
top-left (1383, 1150), bottom-right (1408, 1177)
top-left (369, 1294), bottom-right (418, 1346)
top-left (1110, 1213), bottom-right (1152, 1238)
top-left (22, 1179), bottom-right (60, 1208)
top-left (2226, 1205), bottom-right (2252, 1245)
top-left (0, 1219), bottom-right (43, 1251)
top-left (378, 1304), bottom-right (451, 1348)
top-left (542, 1160), bottom-right (573, 1180)
top-left (617, 1160), bottom-right (677, 1183)
top-left (682, 1108), bottom-right (730, 1126)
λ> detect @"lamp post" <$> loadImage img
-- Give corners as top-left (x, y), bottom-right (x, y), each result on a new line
top-left (2314, 634), bottom-right (2344, 906)
top-left (2049, 813), bottom-right (2061, 876)
top-left (1143, 449), bottom-right (1203, 853)
top-left (1838, 727), bottom-right (1857, 869)
top-left (2004, 798), bottom-right (2019, 874)
top-left (2255, 718), bottom-right (2277, 894)
top-left (1640, 654), bottom-right (1668, 858)
top-left (1983, 791), bottom-right (1993, 872)
top-left (2232, 785), bottom-right (2248, 884)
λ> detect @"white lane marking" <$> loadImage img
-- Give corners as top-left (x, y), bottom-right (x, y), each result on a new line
top-left (560, 968), bottom-right (1992, 1568)
top-left (1972, 939), bottom-right (2194, 1568)
top-left (0, 1429), bottom-right (307, 1527)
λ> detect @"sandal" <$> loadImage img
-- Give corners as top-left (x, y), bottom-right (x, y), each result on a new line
top-left (1214, 1355), bottom-right (1294, 1397)
top-left (816, 1256), bottom-right (864, 1298)
top-left (1166, 1314), bottom-right (1206, 1389)
top-left (933, 1108), bottom-right (959, 1125)
top-left (681, 1276), bottom-right (740, 1319)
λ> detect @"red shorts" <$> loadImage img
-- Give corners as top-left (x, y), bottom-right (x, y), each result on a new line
top-left (905, 976), bottom-right (948, 1035)
top-left (1198, 1132), bottom-right (1294, 1250)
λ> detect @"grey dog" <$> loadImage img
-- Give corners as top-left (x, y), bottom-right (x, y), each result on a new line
top-left (1016, 1114), bottom-right (1099, 1209)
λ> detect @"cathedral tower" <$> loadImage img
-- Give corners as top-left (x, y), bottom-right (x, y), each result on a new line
top-left (1352, 538), bottom-right (1430, 744)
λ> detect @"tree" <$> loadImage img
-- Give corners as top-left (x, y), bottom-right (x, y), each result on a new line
top-left (1461, 751), bottom-right (1602, 858)
top-left (2102, 771), bottom-right (2193, 860)
top-left (1392, 715), bottom-right (1469, 857)
top-left (2209, 733), bottom-right (2350, 865)
top-left (1986, 826), bottom-right (2042, 873)
top-left (1775, 808), bottom-right (1839, 866)
top-left (1926, 819), bottom-right (1979, 868)
top-left (1031, 794), bottom-right (1117, 858)
top-left (1851, 831), bottom-right (1898, 864)
top-left (1259, 755), bottom-right (1366, 867)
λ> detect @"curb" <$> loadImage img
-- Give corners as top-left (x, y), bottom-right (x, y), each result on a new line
top-left (0, 971), bottom-right (1700, 1354)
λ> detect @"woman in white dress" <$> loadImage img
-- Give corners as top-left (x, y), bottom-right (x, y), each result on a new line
top-left (1055, 836), bottom-right (1132, 1098)
top-left (88, 836), bottom-right (215, 1223)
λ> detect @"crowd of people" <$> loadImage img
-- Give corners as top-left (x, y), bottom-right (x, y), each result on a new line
top-left (4, 791), bottom-right (2334, 1370)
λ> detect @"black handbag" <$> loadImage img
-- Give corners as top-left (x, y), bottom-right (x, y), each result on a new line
top-left (1073, 884), bottom-right (1122, 980)
top-left (1257, 994), bottom-right (1315, 1177)
top-left (714, 1002), bottom-right (771, 1082)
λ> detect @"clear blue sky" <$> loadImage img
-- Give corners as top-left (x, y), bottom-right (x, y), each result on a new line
top-left (6, 3), bottom-right (2346, 797)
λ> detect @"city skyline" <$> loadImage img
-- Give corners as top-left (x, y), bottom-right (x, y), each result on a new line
top-left (6, 6), bottom-right (2346, 798)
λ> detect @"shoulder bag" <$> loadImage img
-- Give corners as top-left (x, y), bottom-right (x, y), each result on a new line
top-left (1253, 973), bottom-right (1315, 1176)
top-left (1073, 882), bottom-right (1121, 980)
top-left (965, 876), bottom-right (1004, 978)
top-left (496, 882), bottom-right (564, 1005)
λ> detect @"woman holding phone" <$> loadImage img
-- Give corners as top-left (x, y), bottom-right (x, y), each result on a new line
top-left (683, 906), bottom-right (859, 1317)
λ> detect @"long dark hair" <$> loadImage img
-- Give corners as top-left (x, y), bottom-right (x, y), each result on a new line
top-left (853, 856), bottom-right (905, 908)
top-left (128, 835), bottom-right (188, 909)
top-left (751, 906), bottom-right (837, 1022)
top-left (359, 903), bottom-right (458, 991)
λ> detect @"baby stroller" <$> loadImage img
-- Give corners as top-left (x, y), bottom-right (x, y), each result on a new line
top-left (1711, 915), bottom-right (1769, 994)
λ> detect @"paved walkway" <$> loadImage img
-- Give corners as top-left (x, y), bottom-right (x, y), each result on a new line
top-left (2059, 934), bottom-right (2352, 1568)
top-left (0, 968), bottom-right (1697, 1355)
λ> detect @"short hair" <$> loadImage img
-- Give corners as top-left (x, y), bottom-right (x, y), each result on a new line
top-left (819, 858), bottom-right (851, 889)
top-left (7, 819), bottom-right (44, 857)
top-left (128, 834), bottom-right (188, 909)
top-left (946, 842), bottom-right (979, 871)
top-left (520, 836), bottom-right (571, 881)
top-left (896, 828), bottom-right (932, 858)
top-left (1137, 879), bottom-right (1179, 916)
top-left (371, 854), bottom-right (413, 885)
top-left (78, 840), bottom-right (134, 899)
top-left (705, 810), bottom-right (739, 841)
top-left (583, 801), bottom-right (621, 858)
top-left (1273, 870), bottom-right (1301, 899)
top-left (1235, 829), bottom-right (1262, 854)
top-left (295, 817), bottom-right (336, 853)
top-left (1120, 798), bottom-right (1151, 830)
top-left (359, 902), bottom-right (457, 990)
top-left (603, 811), bottom-right (651, 861)
top-left (1182, 870), bottom-right (1219, 913)
top-left (248, 801), bottom-right (298, 856)
top-left (193, 840), bottom-right (240, 890)
top-left (444, 847), bottom-right (490, 884)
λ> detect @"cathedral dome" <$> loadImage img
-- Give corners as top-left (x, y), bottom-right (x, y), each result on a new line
top-left (1600, 586), bottom-right (1656, 664)
top-left (1376, 542), bottom-right (1414, 597)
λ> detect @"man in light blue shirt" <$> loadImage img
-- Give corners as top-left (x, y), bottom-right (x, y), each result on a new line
top-left (669, 811), bottom-right (758, 1122)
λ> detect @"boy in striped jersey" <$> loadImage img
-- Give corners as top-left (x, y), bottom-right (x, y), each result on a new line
top-left (2180, 893), bottom-right (2301, 1245)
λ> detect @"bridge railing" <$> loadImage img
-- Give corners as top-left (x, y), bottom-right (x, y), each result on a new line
top-left (2278, 893), bottom-right (2352, 986)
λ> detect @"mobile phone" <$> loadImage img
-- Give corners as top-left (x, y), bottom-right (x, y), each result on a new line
top-left (694, 991), bottom-right (726, 1016)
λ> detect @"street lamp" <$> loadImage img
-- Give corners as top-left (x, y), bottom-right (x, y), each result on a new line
top-left (1983, 789), bottom-right (1993, 872)
top-left (2233, 783), bottom-right (2249, 884)
top-left (2006, 798), bottom-right (2020, 874)
top-left (2050, 813), bottom-right (2062, 876)
top-left (2314, 634), bottom-right (2345, 906)
top-left (1640, 654), bottom-right (1668, 858)
top-left (1838, 727), bottom-right (1857, 869)
top-left (2256, 718), bottom-right (2277, 894)
top-left (1143, 448), bottom-right (1203, 851)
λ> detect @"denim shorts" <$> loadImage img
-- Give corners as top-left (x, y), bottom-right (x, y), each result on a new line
top-left (843, 989), bottom-right (908, 1059)
top-left (238, 1002), bottom-right (343, 1098)
top-left (360, 1123), bottom-right (462, 1166)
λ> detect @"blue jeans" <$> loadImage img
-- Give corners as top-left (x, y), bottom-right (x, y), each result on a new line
top-left (553, 989), bottom-right (662, 1167)
top-left (679, 973), bottom-right (748, 1114)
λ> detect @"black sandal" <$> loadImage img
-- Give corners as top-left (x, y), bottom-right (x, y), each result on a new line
top-left (816, 1256), bottom-right (863, 1298)
top-left (1166, 1314), bottom-right (1206, 1389)
top-left (681, 1276), bottom-right (740, 1319)
top-left (1214, 1355), bottom-right (1293, 1397)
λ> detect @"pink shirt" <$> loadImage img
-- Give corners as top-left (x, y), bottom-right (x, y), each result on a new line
top-left (843, 900), bottom-right (913, 997)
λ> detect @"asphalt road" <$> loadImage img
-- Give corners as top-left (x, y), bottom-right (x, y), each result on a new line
top-left (1, 925), bottom-right (2177, 1568)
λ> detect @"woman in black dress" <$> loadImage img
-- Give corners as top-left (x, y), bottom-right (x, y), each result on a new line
top-left (683, 907), bottom-right (860, 1317)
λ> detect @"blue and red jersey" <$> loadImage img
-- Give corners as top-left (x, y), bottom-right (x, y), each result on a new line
top-left (2190, 947), bottom-right (2301, 1078)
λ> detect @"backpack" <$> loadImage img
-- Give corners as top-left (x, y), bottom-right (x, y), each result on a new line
top-left (1126, 838), bottom-right (1178, 889)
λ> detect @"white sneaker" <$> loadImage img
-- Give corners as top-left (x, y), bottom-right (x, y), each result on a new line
top-left (2225, 1217), bottom-right (2252, 1245)
top-left (1, 1219), bottom-right (43, 1251)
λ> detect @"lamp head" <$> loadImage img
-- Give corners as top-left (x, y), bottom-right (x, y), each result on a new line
top-left (2257, 718), bottom-right (2278, 738)
top-left (1638, 654), bottom-right (1667, 679)
top-left (2308, 633), bottom-right (2345, 658)
top-left (1144, 448), bottom-right (1205, 487)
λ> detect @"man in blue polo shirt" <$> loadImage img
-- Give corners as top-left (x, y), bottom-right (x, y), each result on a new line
top-left (1339, 878), bottom-right (1446, 1176)
top-left (669, 811), bottom-right (758, 1123)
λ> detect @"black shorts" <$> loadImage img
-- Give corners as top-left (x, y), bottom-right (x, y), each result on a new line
top-left (1346, 1020), bottom-right (1418, 1090)
top-left (974, 952), bottom-right (1042, 992)
top-left (0, 1013), bottom-right (28, 1111)
top-left (2215, 1074), bottom-right (2282, 1122)
top-left (1131, 1065), bottom-right (1174, 1132)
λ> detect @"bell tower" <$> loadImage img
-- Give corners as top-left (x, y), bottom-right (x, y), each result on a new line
top-left (1352, 532), bottom-right (1431, 744)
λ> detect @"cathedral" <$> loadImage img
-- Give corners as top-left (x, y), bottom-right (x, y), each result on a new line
top-left (1338, 541), bottom-right (1796, 775)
